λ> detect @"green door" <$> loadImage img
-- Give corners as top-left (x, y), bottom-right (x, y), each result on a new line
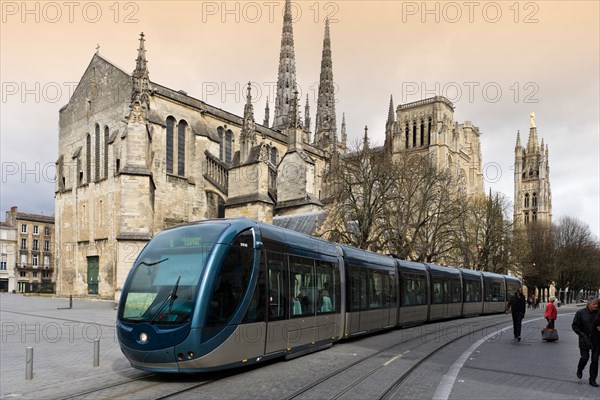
top-left (87, 256), bottom-right (99, 294)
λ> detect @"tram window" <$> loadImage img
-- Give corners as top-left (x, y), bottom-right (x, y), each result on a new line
top-left (204, 229), bottom-right (254, 340)
top-left (464, 279), bottom-right (481, 302)
top-left (242, 253), bottom-right (267, 323)
top-left (484, 280), bottom-right (504, 302)
top-left (449, 278), bottom-right (461, 303)
top-left (431, 279), bottom-right (447, 304)
top-left (401, 273), bottom-right (427, 306)
top-left (381, 273), bottom-right (391, 308)
top-left (496, 282), bottom-right (506, 302)
top-left (289, 256), bottom-right (315, 317)
top-left (350, 267), bottom-right (368, 311)
top-left (267, 252), bottom-right (287, 321)
top-left (316, 260), bottom-right (338, 314)
top-left (369, 270), bottom-right (383, 309)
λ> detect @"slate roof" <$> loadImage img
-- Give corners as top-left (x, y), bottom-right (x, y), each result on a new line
top-left (273, 210), bottom-right (328, 236)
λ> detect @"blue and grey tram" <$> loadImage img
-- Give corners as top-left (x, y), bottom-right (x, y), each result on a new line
top-left (116, 218), bottom-right (520, 373)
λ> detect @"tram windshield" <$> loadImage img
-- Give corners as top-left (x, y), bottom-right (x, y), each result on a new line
top-left (120, 223), bottom-right (228, 325)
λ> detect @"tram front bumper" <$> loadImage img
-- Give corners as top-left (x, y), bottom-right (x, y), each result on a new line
top-left (119, 343), bottom-right (179, 372)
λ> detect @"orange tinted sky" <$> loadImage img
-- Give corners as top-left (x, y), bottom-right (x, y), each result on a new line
top-left (1, 1), bottom-right (599, 237)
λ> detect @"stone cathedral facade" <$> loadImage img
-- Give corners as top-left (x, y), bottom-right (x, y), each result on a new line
top-left (55, 0), bottom-right (485, 300)
top-left (513, 113), bottom-right (552, 227)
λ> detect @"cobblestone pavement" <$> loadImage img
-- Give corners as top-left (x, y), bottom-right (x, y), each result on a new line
top-left (1, 293), bottom-right (596, 399)
top-left (0, 293), bottom-right (143, 399)
top-left (440, 309), bottom-right (599, 400)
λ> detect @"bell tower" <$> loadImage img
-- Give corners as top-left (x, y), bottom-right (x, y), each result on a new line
top-left (514, 112), bottom-right (552, 227)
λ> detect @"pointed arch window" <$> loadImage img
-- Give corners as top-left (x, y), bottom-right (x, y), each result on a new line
top-left (270, 147), bottom-right (278, 165)
top-left (217, 127), bottom-right (224, 161)
top-left (420, 120), bottom-right (425, 146)
top-left (103, 126), bottom-right (109, 178)
top-left (86, 134), bottom-right (91, 183)
top-left (166, 116), bottom-right (176, 174)
top-left (532, 193), bottom-right (537, 208)
top-left (524, 212), bottom-right (529, 224)
top-left (225, 130), bottom-right (233, 165)
top-left (405, 124), bottom-right (409, 149)
top-left (177, 120), bottom-right (187, 176)
top-left (412, 122), bottom-right (417, 148)
top-left (94, 124), bottom-right (100, 181)
top-left (428, 117), bottom-right (432, 145)
top-left (524, 193), bottom-right (530, 208)
top-left (532, 211), bottom-right (537, 221)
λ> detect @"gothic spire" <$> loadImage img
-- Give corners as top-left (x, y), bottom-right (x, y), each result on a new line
top-left (272, 0), bottom-right (297, 131)
top-left (515, 130), bottom-right (521, 148)
top-left (386, 95), bottom-right (395, 126)
top-left (304, 94), bottom-right (311, 132)
top-left (526, 113), bottom-right (539, 153)
top-left (341, 113), bottom-right (347, 147)
top-left (240, 82), bottom-right (257, 163)
top-left (363, 125), bottom-right (369, 148)
top-left (314, 18), bottom-right (337, 148)
top-left (129, 32), bottom-right (151, 122)
top-left (263, 96), bottom-right (270, 126)
top-left (385, 95), bottom-right (395, 155)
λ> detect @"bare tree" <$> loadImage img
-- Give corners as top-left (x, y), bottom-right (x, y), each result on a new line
top-left (553, 216), bottom-right (600, 303)
top-left (383, 152), bottom-right (468, 263)
top-left (452, 191), bottom-right (514, 273)
top-left (320, 140), bottom-right (394, 251)
top-left (517, 222), bottom-right (555, 297)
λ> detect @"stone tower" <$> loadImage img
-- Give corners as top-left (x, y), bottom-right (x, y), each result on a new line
top-left (513, 112), bottom-right (552, 227)
top-left (314, 19), bottom-right (337, 150)
top-left (272, 0), bottom-right (297, 131)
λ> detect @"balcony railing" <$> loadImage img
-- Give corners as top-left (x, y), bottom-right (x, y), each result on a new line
top-left (204, 150), bottom-right (228, 195)
top-left (17, 264), bottom-right (54, 271)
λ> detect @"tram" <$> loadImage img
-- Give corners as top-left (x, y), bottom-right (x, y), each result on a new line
top-left (116, 218), bottom-right (520, 372)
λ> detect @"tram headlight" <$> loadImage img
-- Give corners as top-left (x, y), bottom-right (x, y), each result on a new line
top-left (139, 332), bottom-right (149, 344)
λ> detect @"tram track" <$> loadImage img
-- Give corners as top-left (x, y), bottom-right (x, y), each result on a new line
top-left (5, 309), bottom-right (541, 399)
top-left (53, 367), bottom-right (238, 400)
top-left (282, 314), bottom-right (516, 400)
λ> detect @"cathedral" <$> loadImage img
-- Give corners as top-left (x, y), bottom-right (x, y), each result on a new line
top-left (55, 0), bottom-right (485, 300)
top-left (513, 113), bottom-right (552, 226)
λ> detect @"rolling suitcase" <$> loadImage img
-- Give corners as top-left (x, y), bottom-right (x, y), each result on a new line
top-left (541, 328), bottom-right (559, 341)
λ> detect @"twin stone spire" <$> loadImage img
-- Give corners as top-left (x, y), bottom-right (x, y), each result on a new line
top-left (129, 0), bottom-right (344, 152)
top-left (271, 0), bottom-right (341, 150)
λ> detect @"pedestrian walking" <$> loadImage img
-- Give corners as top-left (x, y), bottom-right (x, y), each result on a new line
top-left (505, 286), bottom-right (526, 341)
top-left (545, 296), bottom-right (558, 329)
top-left (571, 296), bottom-right (599, 387)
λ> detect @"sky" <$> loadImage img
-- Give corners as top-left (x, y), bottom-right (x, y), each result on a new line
top-left (1, 1), bottom-right (599, 239)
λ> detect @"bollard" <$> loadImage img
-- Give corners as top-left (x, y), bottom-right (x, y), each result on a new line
top-left (57, 294), bottom-right (73, 310)
top-left (93, 339), bottom-right (100, 367)
top-left (26, 347), bottom-right (33, 380)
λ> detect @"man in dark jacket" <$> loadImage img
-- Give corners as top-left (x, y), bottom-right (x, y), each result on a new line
top-left (572, 296), bottom-right (599, 387)
top-left (505, 287), bottom-right (526, 341)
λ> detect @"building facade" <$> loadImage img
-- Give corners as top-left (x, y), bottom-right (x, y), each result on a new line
top-left (55, 0), bottom-right (484, 301)
top-left (0, 219), bottom-right (17, 292)
top-left (384, 96), bottom-right (485, 197)
top-left (513, 113), bottom-right (552, 226)
top-left (2, 207), bottom-right (55, 293)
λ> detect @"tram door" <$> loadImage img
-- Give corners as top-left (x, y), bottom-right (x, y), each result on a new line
top-left (87, 256), bottom-right (99, 295)
top-left (287, 256), bottom-right (317, 349)
top-left (265, 252), bottom-right (288, 355)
